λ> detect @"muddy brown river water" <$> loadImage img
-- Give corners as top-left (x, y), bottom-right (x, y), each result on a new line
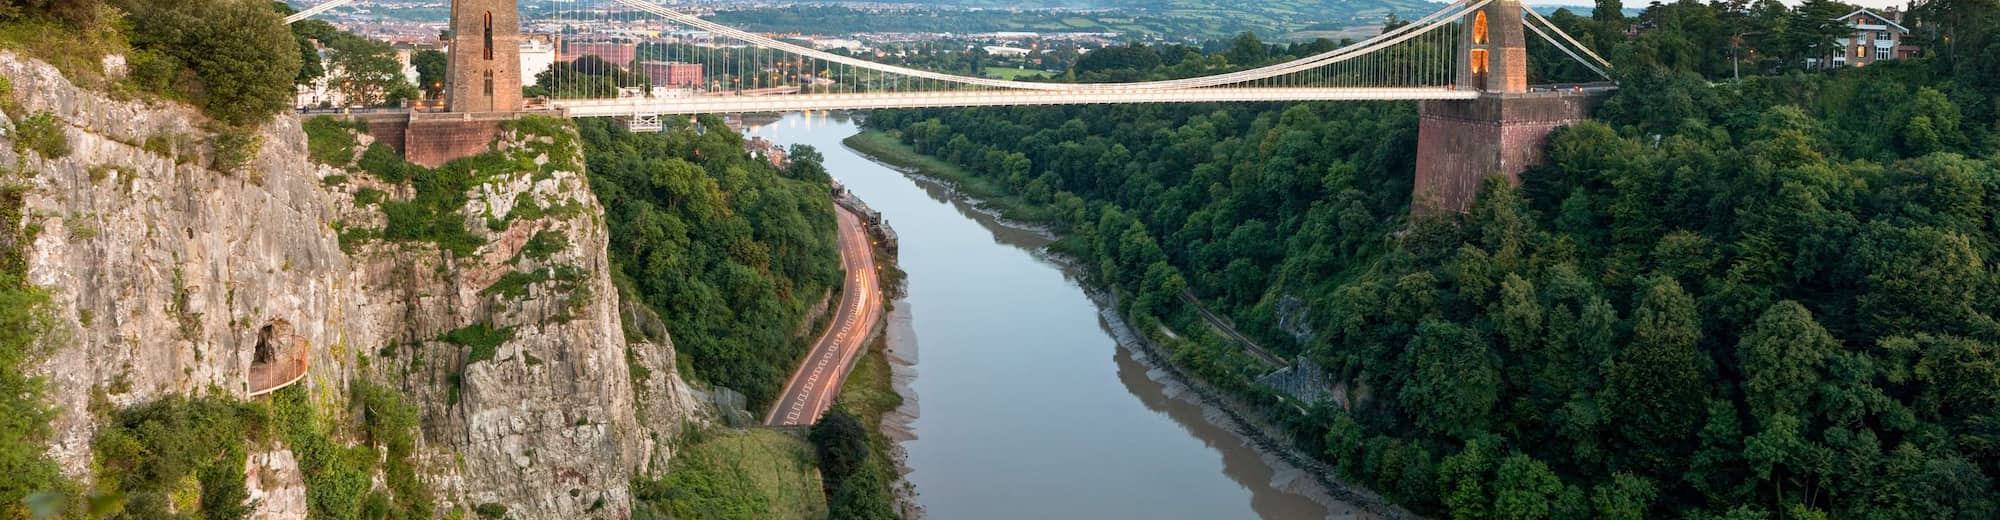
top-left (747, 112), bottom-right (1362, 519)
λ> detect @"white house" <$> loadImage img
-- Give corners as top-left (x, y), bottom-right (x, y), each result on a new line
top-left (520, 36), bottom-right (557, 85)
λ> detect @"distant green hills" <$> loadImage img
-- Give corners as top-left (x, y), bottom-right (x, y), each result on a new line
top-left (293, 0), bottom-right (1450, 42)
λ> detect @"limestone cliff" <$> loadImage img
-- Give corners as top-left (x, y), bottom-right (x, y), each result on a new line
top-left (0, 52), bottom-right (699, 518)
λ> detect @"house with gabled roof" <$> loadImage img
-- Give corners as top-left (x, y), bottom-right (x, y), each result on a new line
top-left (1820, 7), bottom-right (1917, 68)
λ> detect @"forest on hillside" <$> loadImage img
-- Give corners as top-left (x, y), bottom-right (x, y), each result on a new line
top-left (578, 117), bottom-right (843, 410)
top-left (862, 0), bottom-right (2000, 517)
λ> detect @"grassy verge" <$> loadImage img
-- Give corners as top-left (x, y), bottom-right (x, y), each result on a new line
top-left (842, 130), bottom-right (1057, 224)
top-left (835, 334), bottom-right (901, 434)
top-left (633, 428), bottom-right (826, 520)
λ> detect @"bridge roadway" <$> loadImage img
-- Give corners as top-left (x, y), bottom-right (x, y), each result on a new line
top-left (767, 205), bottom-right (883, 426)
top-left (554, 87), bottom-right (1481, 117)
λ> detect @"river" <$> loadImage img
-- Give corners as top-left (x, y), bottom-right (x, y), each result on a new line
top-left (745, 111), bottom-right (1359, 520)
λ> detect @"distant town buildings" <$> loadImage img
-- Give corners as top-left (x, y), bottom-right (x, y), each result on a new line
top-left (639, 60), bottom-right (705, 88)
top-left (800, 37), bottom-right (866, 52)
top-left (565, 42), bottom-right (638, 66)
top-left (982, 45), bottom-right (1032, 57)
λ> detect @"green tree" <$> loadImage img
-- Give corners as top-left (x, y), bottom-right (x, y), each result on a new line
top-left (413, 49), bottom-right (448, 99)
top-left (1594, 0), bottom-right (1625, 24)
top-left (1438, 437), bottom-right (1501, 519)
top-left (1402, 320), bottom-right (1499, 439)
top-left (1492, 454), bottom-right (1565, 520)
top-left (1602, 276), bottom-right (1707, 473)
top-left (1590, 472), bottom-right (1657, 520)
top-left (326, 33), bottom-right (414, 106)
top-left (1737, 301), bottom-right (1837, 422)
top-left (118, 0), bottom-right (300, 125)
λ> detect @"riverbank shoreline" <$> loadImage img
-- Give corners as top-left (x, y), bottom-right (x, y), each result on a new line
top-left (825, 184), bottom-right (924, 519)
top-left (842, 130), bottom-right (1419, 520)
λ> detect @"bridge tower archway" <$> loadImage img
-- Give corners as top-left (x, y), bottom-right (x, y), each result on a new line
top-left (1413, 0), bottom-right (1602, 214)
top-left (445, 0), bottom-right (521, 113)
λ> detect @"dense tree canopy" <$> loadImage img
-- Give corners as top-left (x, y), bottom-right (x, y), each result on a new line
top-left (579, 116), bottom-right (841, 408)
top-left (117, 0), bottom-right (299, 125)
top-left (863, 2), bottom-right (2000, 515)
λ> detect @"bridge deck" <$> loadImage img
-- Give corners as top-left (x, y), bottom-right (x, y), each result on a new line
top-left (552, 87), bottom-right (1481, 117)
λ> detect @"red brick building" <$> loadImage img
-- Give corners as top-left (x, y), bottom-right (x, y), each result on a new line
top-left (563, 42), bottom-right (637, 67)
top-left (638, 61), bottom-right (704, 88)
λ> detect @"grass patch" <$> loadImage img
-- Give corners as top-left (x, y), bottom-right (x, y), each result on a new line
top-left (501, 116), bottom-right (581, 172)
top-left (833, 335), bottom-right (901, 432)
top-left (303, 116), bottom-right (365, 168)
top-left (632, 428), bottom-right (825, 520)
top-left (0, 15), bottom-right (127, 90)
top-left (353, 187), bottom-right (385, 206)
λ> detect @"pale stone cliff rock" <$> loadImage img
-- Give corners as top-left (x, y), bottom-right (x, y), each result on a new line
top-left (0, 52), bottom-right (699, 518)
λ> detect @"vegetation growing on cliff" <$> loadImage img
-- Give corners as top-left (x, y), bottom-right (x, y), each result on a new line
top-left (578, 116), bottom-right (840, 409)
top-left (861, 1), bottom-right (2000, 515)
top-left (632, 427), bottom-right (828, 520)
top-left (90, 397), bottom-right (265, 519)
top-left (0, 184), bottom-right (65, 519)
top-left (271, 381), bottom-right (431, 520)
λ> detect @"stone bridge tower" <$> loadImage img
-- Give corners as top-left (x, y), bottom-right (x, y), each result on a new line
top-left (1411, 0), bottom-right (1600, 214)
top-left (447, 0), bottom-right (522, 112)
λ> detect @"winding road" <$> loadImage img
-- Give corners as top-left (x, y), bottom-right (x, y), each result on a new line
top-left (767, 205), bottom-right (882, 426)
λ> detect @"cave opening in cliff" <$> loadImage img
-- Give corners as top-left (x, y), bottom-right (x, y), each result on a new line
top-left (253, 324), bottom-right (277, 364)
top-left (248, 320), bottom-right (308, 397)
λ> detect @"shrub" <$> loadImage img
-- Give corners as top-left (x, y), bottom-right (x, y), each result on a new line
top-left (12, 111), bottom-right (68, 158)
top-left (514, 231), bottom-right (568, 264)
top-left (208, 129), bottom-right (261, 173)
top-left (438, 323), bottom-right (514, 364)
top-left (357, 143), bottom-right (408, 182)
top-left (474, 502), bottom-right (509, 519)
top-left (353, 187), bottom-right (385, 206)
top-left (304, 116), bottom-right (363, 167)
top-left (481, 265), bottom-right (586, 300)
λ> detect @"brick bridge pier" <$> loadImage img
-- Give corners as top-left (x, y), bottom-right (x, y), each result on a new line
top-left (1412, 0), bottom-right (1606, 214)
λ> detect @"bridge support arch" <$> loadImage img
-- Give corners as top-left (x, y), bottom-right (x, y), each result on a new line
top-left (1412, 0), bottom-right (1602, 215)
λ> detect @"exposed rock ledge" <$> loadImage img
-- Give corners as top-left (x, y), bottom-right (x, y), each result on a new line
top-left (1, 52), bottom-right (700, 519)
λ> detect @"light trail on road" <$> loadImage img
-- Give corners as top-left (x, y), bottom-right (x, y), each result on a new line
top-left (767, 205), bottom-right (883, 426)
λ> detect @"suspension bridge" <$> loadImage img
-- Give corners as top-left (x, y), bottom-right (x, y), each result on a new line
top-left (290, 0), bottom-right (1613, 213)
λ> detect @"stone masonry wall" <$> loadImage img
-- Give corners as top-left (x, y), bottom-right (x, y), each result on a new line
top-left (1412, 93), bottom-right (1601, 214)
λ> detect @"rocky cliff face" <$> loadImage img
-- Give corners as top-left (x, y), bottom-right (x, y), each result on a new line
top-left (1, 52), bottom-right (699, 518)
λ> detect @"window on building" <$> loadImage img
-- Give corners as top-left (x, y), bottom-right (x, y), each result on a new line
top-left (484, 70), bottom-right (493, 95)
top-left (1857, 45), bottom-right (1867, 58)
top-left (483, 12), bottom-right (494, 60)
top-left (1469, 48), bottom-right (1488, 90)
top-left (1473, 12), bottom-right (1488, 44)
